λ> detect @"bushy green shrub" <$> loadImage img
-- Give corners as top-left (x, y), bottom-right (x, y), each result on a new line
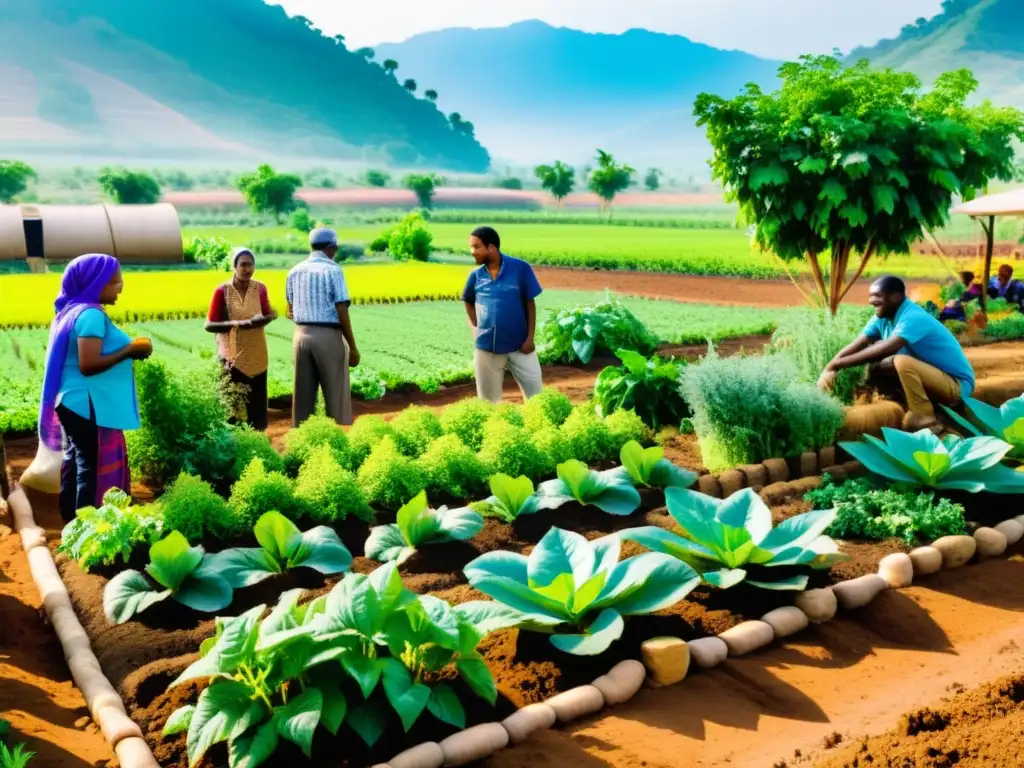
top-left (229, 458), bottom-right (301, 530)
top-left (160, 473), bottom-right (237, 542)
top-left (805, 475), bottom-right (967, 545)
top-left (522, 387), bottom-right (574, 431)
top-left (559, 404), bottom-right (617, 463)
top-left (531, 426), bottom-right (573, 472)
top-left (679, 417), bottom-right (695, 435)
top-left (479, 419), bottom-right (551, 481)
top-left (604, 409), bottom-right (652, 448)
top-left (347, 415), bottom-right (395, 469)
top-left (593, 350), bottom-right (689, 431)
top-left (357, 436), bottom-right (428, 509)
top-left (439, 399), bottom-right (495, 451)
top-left (682, 348), bottom-right (845, 472)
top-left (984, 314), bottom-right (1024, 341)
top-left (390, 406), bottom-right (443, 457)
top-left (417, 434), bottom-right (492, 499)
top-left (388, 211), bottom-right (433, 261)
top-left (282, 415), bottom-right (350, 475)
top-left (540, 296), bottom-right (659, 364)
top-left (295, 445), bottom-right (373, 523)
top-left (492, 403), bottom-right (526, 428)
top-left (229, 428), bottom-right (284, 481)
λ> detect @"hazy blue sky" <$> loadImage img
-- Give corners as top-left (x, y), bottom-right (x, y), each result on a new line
top-left (273, 0), bottom-right (944, 58)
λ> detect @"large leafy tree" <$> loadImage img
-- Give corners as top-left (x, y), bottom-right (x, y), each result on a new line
top-left (98, 168), bottom-right (162, 204)
top-left (695, 55), bottom-right (1024, 314)
top-left (588, 150), bottom-right (635, 214)
top-left (236, 164), bottom-right (303, 223)
top-left (383, 59), bottom-right (399, 77)
top-left (403, 172), bottom-right (444, 209)
top-left (0, 160), bottom-right (36, 203)
top-left (534, 161), bottom-right (575, 205)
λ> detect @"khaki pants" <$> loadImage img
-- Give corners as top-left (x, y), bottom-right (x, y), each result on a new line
top-left (474, 349), bottom-right (544, 404)
top-left (891, 355), bottom-right (961, 420)
top-left (293, 325), bottom-right (352, 427)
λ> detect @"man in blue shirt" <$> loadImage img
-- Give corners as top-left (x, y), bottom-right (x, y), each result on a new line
top-left (819, 275), bottom-right (975, 431)
top-left (462, 226), bottom-right (544, 403)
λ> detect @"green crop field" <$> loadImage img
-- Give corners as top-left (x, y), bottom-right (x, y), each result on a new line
top-left (0, 290), bottom-right (792, 433)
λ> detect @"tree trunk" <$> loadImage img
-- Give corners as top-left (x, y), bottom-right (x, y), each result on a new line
top-left (0, 434), bottom-right (9, 500)
top-left (979, 215), bottom-right (995, 326)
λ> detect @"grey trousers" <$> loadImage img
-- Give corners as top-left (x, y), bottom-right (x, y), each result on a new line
top-left (292, 325), bottom-right (352, 427)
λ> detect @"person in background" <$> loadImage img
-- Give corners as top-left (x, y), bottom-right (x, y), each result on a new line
top-left (938, 270), bottom-right (982, 322)
top-left (818, 275), bottom-right (974, 432)
top-left (462, 225), bottom-right (544, 404)
top-left (204, 248), bottom-right (278, 430)
top-left (286, 228), bottom-right (360, 427)
top-left (38, 254), bottom-right (153, 521)
top-left (988, 264), bottom-right (1024, 305)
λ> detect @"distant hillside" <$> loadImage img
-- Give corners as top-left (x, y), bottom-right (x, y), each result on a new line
top-left (849, 0), bottom-right (1024, 109)
top-left (376, 21), bottom-right (780, 168)
top-left (0, 0), bottom-right (490, 170)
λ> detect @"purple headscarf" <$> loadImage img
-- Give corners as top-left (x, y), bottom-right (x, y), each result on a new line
top-left (38, 254), bottom-right (121, 451)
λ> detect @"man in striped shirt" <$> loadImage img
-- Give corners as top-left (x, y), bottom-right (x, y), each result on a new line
top-left (285, 228), bottom-right (360, 427)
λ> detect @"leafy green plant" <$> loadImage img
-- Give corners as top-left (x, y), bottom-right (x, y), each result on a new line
top-left (621, 488), bottom-right (848, 590)
top-left (594, 349), bottom-right (689, 430)
top-left (365, 491), bottom-right (484, 564)
top-left (403, 173), bottom-right (444, 209)
top-left (943, 395), bottom-right (1024, 461)
top-left (0, 717), bottom-right (35, 768)
top-left (387, 211), bottom-right (434, 261)
top-left (294, 445), bottom-right (373, 523)
top-left (98, 166), bottom-right (161, 204)
top-left (417, 434), bottom-right (491, 500)
top-left (609, 441), bottom-right (697, 490)
top-left (479, 419), bottom-right (552, 481)
top-left (679, 417), bottom-right (695, 435)
top-left (357, 437), bottom-right (428, 509)
top-left (463, 527), bottom-right (699, 655)
top-left (229, 458), bottom-right (301, 530)
top-left (474, 474), bottom-right (540, 522)
top-left (559, 405), bottom-right (617, 463)
top-left (604, 408), bottom-right (652, 448)
top-left (104, 532), bottom-right (233, 623)
top-left (390, 406), bottom-right (443, 457)
top-left (282, 415), bottom-right (351, 475)
top-left (530, 425), bottom-right (573, 469)
top-left (983, 314), bottom-right (1024, 341)
top-left (805, 475), bottom-right (967, 545)
top-left (439, 399), bottom-right (495, 451)
top-left (347, 415), bottom-right (395, 469)
top-left (183, 235), bottom-right (232, 270)
top-left (236, 163), bottom-right (302, 223)
top-left (229, 428), bottom-right (285, 482)
top-left (540, 295), bottom-right (659, 365)
top-left (160, 473), bottom-right (238, 542)
top-left (537, 460), bottom-right (642, 516)
top-left (58, 488), bottom-right (164, 572)
top-left (522, 387), bottom-right (574, 431)
top-left (840, 428), bottom-right (1024, 493)
top-left (211, 511), bottom-right (352, 589)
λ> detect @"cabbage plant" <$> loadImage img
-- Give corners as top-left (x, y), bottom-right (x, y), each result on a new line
top-left (621, 488), bottom-right (848, 590)
top-left (104, 531), bottom-right (233, 624)
top-left (840, 427), bottom-right (1024, 493)
top-left (536, 459), bottom-right (642, 516)
top-left (210, 511), bottom-right (352, 589)
top-left (607, 440), bottom-right (697, 490)
top-left (943, 396), bottom-right (1024, 461)
top-left (463, 527), bottom-right (699, 655)
top-left (364, 491), bottom-right (484, 563)
top-left (59, 488), bottom-right (164, 572)
top-left (474, 473), bottom-right (541, 522)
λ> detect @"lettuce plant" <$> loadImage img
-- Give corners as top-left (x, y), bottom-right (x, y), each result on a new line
top-left (522, 387), bottom-right (574, 431)
top-left (541, 297), bottom-right (659, 364)
top-left (463, 527), bottom-right (699, 655)
top-left (417, 434), bottom-right (492, 499)
top-left (608, 440), bottom-right (697, 490)
top-left (537, 459), bottom-right (642, 516)
top-left (282, 415), bottom-right (351, 475)
top-left (439, 398), bottom-right (495, 451)
top-left (347, 415), bottom-right (395, 469)
top-left (294, 444), bottom-right (372, 523)
top-left (58, 488), bottom-right (164, 572)
top-left (593, 349), bottom-right (689, 431)
top-left (944, 395), bottom-right (1024, 461)
top-left (840, 428), bottom-right (1024, 493)
top-left (104, 531), bottom-right (233, 624)
top-left (357, 436), bottom-right (428, 509)
top-left (479, 419), bottom-right (551, 481)
top-left (210, 511), bottom-right (352, 589)
top-left (390, 406), bottom-right (444, 457)
top-left (474, 474), bottom-right (541, 522)
top-left (621, 488), bottom-right (848, 590)
top-left (559, 405), bottom-right (617, 462)
top-left (229, 457), bottom-right (302, 529)
top-left (364, 491), bottom-right (484, 564)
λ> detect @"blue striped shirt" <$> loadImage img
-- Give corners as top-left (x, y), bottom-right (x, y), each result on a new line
top-left (286, 252), bottom-right (349, 325)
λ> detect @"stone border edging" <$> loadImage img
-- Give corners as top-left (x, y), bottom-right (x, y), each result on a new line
top-left (5, 486), bottom-right (160, 768)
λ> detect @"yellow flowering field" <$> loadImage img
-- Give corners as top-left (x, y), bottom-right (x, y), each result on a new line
top-left (0, 263), bottom-right (470, 328)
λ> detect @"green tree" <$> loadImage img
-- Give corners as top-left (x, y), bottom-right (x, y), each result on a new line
top-left (383, 59), bottom-right (399, 77)
top-left (364, 169), bottom-right (391, 187)
top-left (356, 47), bottom-right (375, 60)
top-left (403, 173), bottom-right (444, 209)
top-left (587, 150), bottom-right (635, 214)
top-left (534, 160), bottom-right (575, 205)
top-left (644, 167), bottom-right (662, 191)
top-left (235, 164), bottom-right (303, 223)
top-left (291, 208), bottom-right (313, 234)
top-left (0, 160), bottom-right (37, 203)
top-left (424, 89), bottom-right (439, 102)
top-left (97, 168), bottom-right (162, 204)
top-left (403, 78), bottom-right (417, 93)
top-left (695, 55), bottom-right (1024, 314)
top-left (333, 33), bottom-right (346, 48)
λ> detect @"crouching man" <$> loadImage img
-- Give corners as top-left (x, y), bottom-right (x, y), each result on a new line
top-left (818, 275), bottom-right (975, 431)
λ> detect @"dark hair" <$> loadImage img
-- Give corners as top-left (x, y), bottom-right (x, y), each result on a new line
top-left (471, 226), bottom-right (500, 250)
top-left (871, 275), bottom-right (906, 295)
top-left (961, 270), bottom-right (975, 283)
top-left (234, 249), bottom-right (255, 267)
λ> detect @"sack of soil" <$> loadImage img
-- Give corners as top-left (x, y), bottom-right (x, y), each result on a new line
top-left (20, 442), bottom-right (62, 495)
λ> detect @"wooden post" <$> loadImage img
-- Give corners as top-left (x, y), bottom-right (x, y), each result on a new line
top-left (979, 215), bottom-right (995, 325)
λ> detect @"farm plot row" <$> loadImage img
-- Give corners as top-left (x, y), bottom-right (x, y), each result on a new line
top-left (0, 292), bottom-right (794, 433)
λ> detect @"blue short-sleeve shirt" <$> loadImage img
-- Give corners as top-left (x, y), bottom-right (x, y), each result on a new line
top-left (462, 255), bottom-right (542, 354)
top-left (863, 299), bottom-right (975, 398)
top-left (57, 308), bottom-right (140, 431)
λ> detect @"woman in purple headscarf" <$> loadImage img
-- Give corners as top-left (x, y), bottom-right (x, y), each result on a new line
top-left (38, 254), bottom-right (153, 521)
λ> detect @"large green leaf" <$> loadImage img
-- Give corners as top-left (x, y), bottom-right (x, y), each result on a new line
top-left (750, 162), bottom-right (789, 190)
top-left (274, 688), bottom-right (322, 758)
top-left (288, 526), bottom-right (352, 574)
top-left (818, 178), bottom-right (848, 206)
top-left (146, 531), bottom-right (203, 591)
top-left (227, 721), bottom-right (279, 768)
top-left (454, 600), bottom-right (531, 635)
top-left (364, 524), bottom-right (414, 564)
top-left (798, 156), bottom-right (827, 175)
top-left (173, 606), bottom-right (265, 686)
top-left (430, 506), bottom-right (485, 544)
top-left (871, 185), bottom-right (898, 215)
top-left (174, 562), bottom-right (234, 614)
top-left (254, 511), bottom-right (302, 566)
top-left (103, 570), bottom-right (171, 624)
top-left (489, 474), bottom-right (537, 518)
top-left (380, 658), bottom-right (431, 732)
top-left (342, 654), bottom-right (385, 700)
top-left (594, 552), bottom-right (699, 615)
top-left (913, 451), bottom-right (951, 482)
top-left (618, 526), bottom-right (715, 564)
top-left (187, 681), bottom-right (256, 766)
top-left (527, 527), bottom-right (596, 595)
top-left (556, 459), bottom-right (593, 501)
top-left (211, 548), bottom-right (279, 590)
top-left (347, 698), bottom-right (390, 747)
top-left (426, 683), bottom-right (466, 728)
top-left (456, 654), bottom-right (498, 703)
top-left (838, 203), bottom-right (869, 227)
top-left (648, 459), bottom-right (698, 490)
top-left (549, 608), bottom-right (624, 655)
top-left (162, 705), bottom-right (195, 737)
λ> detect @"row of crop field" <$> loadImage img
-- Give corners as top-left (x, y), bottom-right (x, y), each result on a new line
top-left (0, 291), bottom-right (794, 433)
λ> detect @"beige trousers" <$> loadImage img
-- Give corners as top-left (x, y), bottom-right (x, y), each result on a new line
top-left (292, 325), bottom-right (352, 427)
top-left (474, 349), bottom-right (544, 404)
top-left (893, 355), bottom-right (961, 420)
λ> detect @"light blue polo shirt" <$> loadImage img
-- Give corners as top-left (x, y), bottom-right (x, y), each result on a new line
top-left (863, 299), bottom-right (975, 397)
top-left (462, 255), bottom-right (543, 354)
top-left (57, 308), bottom-right (140, 431)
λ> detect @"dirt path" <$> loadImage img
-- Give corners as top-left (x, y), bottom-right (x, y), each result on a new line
top-left (0, 503), bottom-right (114, 767)
top-left (483, 554), bottom-right (1024, 768)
